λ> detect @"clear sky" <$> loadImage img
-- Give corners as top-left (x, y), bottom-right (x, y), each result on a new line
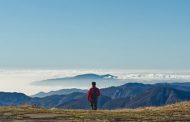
top-left (0, 0), bottom-right (190, 70)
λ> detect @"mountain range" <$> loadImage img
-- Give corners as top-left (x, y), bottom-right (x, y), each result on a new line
top-left (32, 88), bottom-right (87, 98)
top-left (31, 73), bottom-right (124, 89)
top-left (33, 73), bottom-right (118, 84)
top-left (1, 82), bottom-right (190, 109)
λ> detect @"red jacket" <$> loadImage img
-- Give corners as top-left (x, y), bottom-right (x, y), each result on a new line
top-left (88, 87), bottom-right (100, 102)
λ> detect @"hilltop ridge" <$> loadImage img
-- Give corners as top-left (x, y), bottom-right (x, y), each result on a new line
top-left (0, 101), bottom-right (190, 121)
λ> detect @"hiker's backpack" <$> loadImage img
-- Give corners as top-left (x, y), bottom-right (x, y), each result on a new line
top-left (92, 88), bottom-right (98, 100)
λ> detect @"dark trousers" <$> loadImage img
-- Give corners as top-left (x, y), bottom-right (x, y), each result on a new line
top-left (90, 98), bottom-right (98, 110)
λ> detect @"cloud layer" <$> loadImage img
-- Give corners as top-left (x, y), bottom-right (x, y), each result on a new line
top-left (1, 69), bottom-right (190, 95)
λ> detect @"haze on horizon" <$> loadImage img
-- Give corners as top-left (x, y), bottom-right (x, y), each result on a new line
top-left (0, 0), bottom-right (190, 70)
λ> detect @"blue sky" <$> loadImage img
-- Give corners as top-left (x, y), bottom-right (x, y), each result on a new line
top-left (0, 0), bottom-right (190, 69)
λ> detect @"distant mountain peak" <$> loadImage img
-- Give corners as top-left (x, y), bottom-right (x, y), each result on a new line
top-left (33, 73), bottom-right (118, 85)
top-left (72, 73), bottom-right (117, 80)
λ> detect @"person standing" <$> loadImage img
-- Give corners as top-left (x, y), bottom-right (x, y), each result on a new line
top-left (88, 82), bottom-right (100, 110)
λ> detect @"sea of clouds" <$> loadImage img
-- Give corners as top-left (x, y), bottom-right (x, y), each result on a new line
top-left (0, 69), bottom-right (190, 95)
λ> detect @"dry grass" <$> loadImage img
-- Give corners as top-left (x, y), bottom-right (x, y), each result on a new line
top-left (0, 101), bottom-right (190, 121)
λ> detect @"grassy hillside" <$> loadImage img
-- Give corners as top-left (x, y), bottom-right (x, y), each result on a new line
top-left (0, 101), bottom-right (190, 122)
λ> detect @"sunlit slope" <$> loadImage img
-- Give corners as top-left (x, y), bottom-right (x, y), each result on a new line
top-left (0, 101), bottom-right (190, 122)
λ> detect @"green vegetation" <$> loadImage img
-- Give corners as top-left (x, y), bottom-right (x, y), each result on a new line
top-left (0, 101), bottom-right (190, 122)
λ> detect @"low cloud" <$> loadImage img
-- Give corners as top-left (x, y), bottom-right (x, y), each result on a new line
top-left (0, 69), bottom-right (190, 95)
